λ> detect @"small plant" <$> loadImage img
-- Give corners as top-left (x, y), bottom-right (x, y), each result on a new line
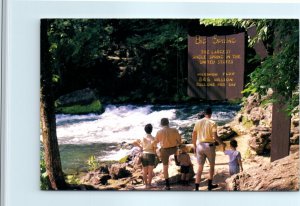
top-left (66, 175), bottom-right (81, 185)
top-left (244, 148), bottom-right (253, 159)
top-left (56, 100), bottom-right (102, 114)
top-left (40, 151), bottom-right (51, 190)
top-left (119, 155), bottom-right (129, 164)
top-left (242, 116), bottom-right (253, 129)
top-left (87, 155), bottom-right (100, 171)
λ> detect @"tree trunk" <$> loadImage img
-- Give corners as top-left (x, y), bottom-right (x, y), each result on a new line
top-left (40, 19), bottom-right (67, 190)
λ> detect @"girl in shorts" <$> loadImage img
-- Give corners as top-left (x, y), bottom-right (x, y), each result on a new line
top-left (133, 124), bottom-right (157, 189)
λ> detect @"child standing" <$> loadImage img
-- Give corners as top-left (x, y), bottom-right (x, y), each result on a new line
top-left (223, 140), bottom-right (243, 176)
top-left (177, 145), bottom-right (192, 186)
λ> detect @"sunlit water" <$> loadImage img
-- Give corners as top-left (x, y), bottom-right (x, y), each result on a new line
top-left (56, 104), bottom-right (240, 174)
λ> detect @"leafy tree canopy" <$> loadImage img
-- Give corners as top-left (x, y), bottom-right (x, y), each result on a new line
top-left (46, 19), bottom-right (189, 103)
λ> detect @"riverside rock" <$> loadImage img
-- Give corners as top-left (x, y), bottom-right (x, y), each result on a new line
top-left (226, 152), bottom-right (299, 191)
top-left (290, 132), bottom-right (299, 145)
top-left (249, 126), bottom-right (271, 155)
top-left (245, 93), bottom-right (260, 114)
top-left (98, 165), bottom-right (109, 174)
top-left (99, 174), bottom-right (112, 185)
top-left (56, 88), bottom-right (97, 106)
top-left (217, 124), bottom-right (237, 140)
top-left (292, 117), bottom-right (299, 127)
top-left (109, 163), bottom-right (132, 179)
top-left (249, 107), bottom-right (264, 125)
top-left (81, 171), bottom-right (111, 186)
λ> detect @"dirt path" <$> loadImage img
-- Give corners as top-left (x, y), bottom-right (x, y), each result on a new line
top-left (132, 134), bottom-right (255, 191)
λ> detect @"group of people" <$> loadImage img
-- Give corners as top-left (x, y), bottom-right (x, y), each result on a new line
top-left (133, 107), bottom-right (243, 191)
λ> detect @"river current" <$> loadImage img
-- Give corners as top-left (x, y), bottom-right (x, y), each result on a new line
top-left (56, 104), bottom-right (240, 174)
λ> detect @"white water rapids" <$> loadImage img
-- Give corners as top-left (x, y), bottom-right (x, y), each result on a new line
top-left (55, 104), bottom-right (239, 173)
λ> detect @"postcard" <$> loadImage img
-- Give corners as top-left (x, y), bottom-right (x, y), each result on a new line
top-left (40, 18), bottom-right (299, 191)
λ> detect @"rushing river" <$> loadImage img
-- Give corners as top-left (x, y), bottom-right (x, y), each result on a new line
top-left (56, 104), bottom-right (240, 174)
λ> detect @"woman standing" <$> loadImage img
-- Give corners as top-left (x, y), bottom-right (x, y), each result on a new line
top-left (133, 124), bottom-right (157, 189)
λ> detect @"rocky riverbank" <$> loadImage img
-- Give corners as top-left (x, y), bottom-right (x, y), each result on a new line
top-left (229, 93), bottom-right (299, 155)
top-left (69, 93), bottom-right (299, 191)
top-left (226, 151), bottom-right (299, 191)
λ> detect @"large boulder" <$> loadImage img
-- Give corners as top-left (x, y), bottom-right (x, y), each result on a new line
top-left (290, 128), bottom-right (299, 145)
top-left (109, 163), bottom-right (132, 179)
top-left (249, 107), bottom-right (264, 125)
top-left (249, 126), bottom-right (271, 155)
top-left (244, 93), bottom-right (260, 114)
top-left (292, 117), bottom-right (299, 128)
top-left (99, 174), bottom-right (111, 185)
top-left (81, 171), bottom-right (111, 186)
top-left (97, 165), bottom-right (109, 174)
top-left (56, 88), bottom-right (97, 107)
top-left (290, 112), bottom-right (299, 145)
top-left (226, 152), bottom-right (299, 191)
top-left (217, 124), bottom-right (237, 140)
top-left (261, 104), bottom-right (272, 127)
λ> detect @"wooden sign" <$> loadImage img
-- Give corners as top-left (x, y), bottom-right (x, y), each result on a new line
top-left (188, 32), bottom-right (245, 100)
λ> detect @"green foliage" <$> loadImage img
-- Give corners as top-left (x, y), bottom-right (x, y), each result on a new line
top-left (66, 175), bottom-right (81, 185)
top-left (56, 100), bottom-right (102, 114)
top-left (119, 155), bottom-right (129, 163)
top-left (52, 74), bottom-right (60, 83)
top-left (45, 19), bottom-right (190, 104)
top-left (244, 147), bottom-right (253, 159)
top-left (40, 151), bottom-right (51, 190)
top-left (241, 83), bottom-right (257, 96)
top-left (45, 19), bottom-right (298, 108)
top-left (201, 19), bottom-right (270, 46)
top-left (86, 155), bottom-right (100, 171)
top-left (242, 116), bottom-right (253, 129)
top-left (201, 19), bottom-right (299, 115)
top-left (246, 20), bottom-right (299, 114)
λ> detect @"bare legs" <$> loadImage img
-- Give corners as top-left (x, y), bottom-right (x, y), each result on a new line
top-left (195, 162), bottom-right (216, 190)
top-left (143, 167), bottom-right (148, 185)
top-left (143, 166), bottom-right (154, 188)
top-left (163, 165), bottom-right (169, 179)
top-left (195, 164), bottom-right (204, 184)
top-left (181, 173), bottom-right (189, 185)
top-left (209, 162), bottom-right (215, 180)
top-left (148, 166), bottom-right (154, 186)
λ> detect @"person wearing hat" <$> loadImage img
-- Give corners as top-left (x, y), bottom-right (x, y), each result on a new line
top-left (192, 107), bottom-right (226, 191)
top-left (153, 118), bottom-right (181, 190)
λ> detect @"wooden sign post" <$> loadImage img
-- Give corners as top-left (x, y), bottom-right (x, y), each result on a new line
top-left (271, 102), bottom-right (291, 162)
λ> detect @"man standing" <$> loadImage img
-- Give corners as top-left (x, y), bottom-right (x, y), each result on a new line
top-left (154, 118), bottom-right (181, 190)
top-left (192, 107), bottom-right (225, 191)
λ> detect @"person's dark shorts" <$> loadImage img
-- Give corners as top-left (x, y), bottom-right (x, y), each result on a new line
top-left (160, 147), bottom-right (177, 165)
top-left (180, 165), bottom-right (190, 174)
top-left (141, 153), bottom-right (156, 167)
